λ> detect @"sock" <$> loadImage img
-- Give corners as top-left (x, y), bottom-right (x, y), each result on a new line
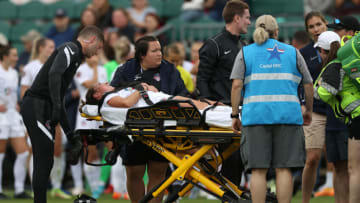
top-left (71, 161), bottom-right (83, 189)
top-left (319, 171), bottom-right (334, 190)
top-left (84, 160), bottom-right (101, 193)
top-left (100, 148), bottom-right (111, 183)
top-left (14, 151), bottom-right (29, 194)
top-left (50, 153), bottom-right (65, 189)
top-left (111, 156), bottom-right (127, 193)
top-left (29, 154), bottom-right (33, 184)
top-left (0, 153), bottom-right (5, 193)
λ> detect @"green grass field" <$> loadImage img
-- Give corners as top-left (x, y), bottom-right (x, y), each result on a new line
top-left (1, 190), bottom-right (334, 202)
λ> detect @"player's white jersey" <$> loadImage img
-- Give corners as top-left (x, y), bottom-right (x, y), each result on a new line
top-left (74, 63), bottom-right (107, 100)
top-left (20, 59), bottom-right (43, 86)
top-left (0, 64), bottom-right (19, 110)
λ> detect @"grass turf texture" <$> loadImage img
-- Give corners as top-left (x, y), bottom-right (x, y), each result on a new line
top-left (0, 190), bottom-right (334, 202)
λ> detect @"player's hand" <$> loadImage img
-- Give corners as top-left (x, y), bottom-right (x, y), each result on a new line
top-left (50, 104), bottom-right (62, 126)
top-left (66, 133), bottom-right (83, 165)
top-left (232, 118), bottom-right (242, 135)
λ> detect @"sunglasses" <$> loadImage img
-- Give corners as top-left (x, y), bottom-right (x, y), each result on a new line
top-left (334, 18), bottom-right (345, 27)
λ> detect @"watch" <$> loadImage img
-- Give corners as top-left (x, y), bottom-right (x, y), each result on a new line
top-left (230, 113), bottom-right (239, 119)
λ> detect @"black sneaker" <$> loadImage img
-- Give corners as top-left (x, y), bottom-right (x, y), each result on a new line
top-left (14, 191), bottom-right (32, 199)
top-left (66, 135), bottom-right (83, 165)
top-left (74, 194), bottom-right (96, 203)
top-left (0, 193), bottom-right (9, 199)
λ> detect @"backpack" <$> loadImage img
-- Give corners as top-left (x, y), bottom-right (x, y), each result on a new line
top-left (337, 32), bottom-right (360, 90)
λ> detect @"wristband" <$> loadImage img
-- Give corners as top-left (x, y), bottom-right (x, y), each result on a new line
top-left (230, 113), bottom-right (239, 119)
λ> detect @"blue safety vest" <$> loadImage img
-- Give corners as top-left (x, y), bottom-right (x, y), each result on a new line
top-left (242, 39), bottom-right (303, 126)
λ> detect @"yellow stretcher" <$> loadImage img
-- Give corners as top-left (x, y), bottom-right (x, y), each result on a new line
top-left (76, 100), bottom-right (277, 203)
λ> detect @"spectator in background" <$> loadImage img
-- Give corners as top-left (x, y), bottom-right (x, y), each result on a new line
top-left (173, 42), bottom-right (193, 75)
top-left (189, 41), bottom-right (203, 87)
top-left (45, 8), bottom-right (75, 48)
top-left (204, 0), bottom-right (226, 22)
top-left (135, 13), bottom-right (167, 47)
top-left (88, 0), bottom-right (114, 30)
top-left (127, 0), bottom-right (157, 29)
top-left (292, 30), bottom-right (311, 50)
top-left (99, 29), bottom-right (119, 65)
top-left (75, 8), bottom-right (98, 38)
top-left (0, 33), bottom-right (8, 46)
top-left (164, 43), bottom-right (194, 93)
top-left (111, 8), bottom-right (136, 43)
top-left (105, 36), bottom-right (134, 82)
top-left (15, 30), bottom-right (41, 73)
top-left (180, 0), bottom-right (204, 22)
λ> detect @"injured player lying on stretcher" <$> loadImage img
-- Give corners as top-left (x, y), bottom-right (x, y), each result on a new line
top-left (83, 82), bottom-right (235, 128)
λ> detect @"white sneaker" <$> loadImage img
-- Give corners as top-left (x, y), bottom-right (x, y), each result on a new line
top-left (71, 187), bottom-right (84, 196)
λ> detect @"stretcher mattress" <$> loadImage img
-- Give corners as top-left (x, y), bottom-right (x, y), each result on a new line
top-left (81, 105), bottom-right (237, 128)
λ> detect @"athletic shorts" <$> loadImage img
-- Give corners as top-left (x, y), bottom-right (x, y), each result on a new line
top-left (303, 112), bottom-right (326, 149)
top-left (326, 130), bottom-right (348, 163)
top-left (240, 125), bottom-right (305, 171)
top-left (120, 141), bottom-right (168, 166)
top-left (0, 110), bottom-right (26, 139)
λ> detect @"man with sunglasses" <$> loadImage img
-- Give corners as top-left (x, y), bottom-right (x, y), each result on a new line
top-left (327, 16), bottom-right (360, 40)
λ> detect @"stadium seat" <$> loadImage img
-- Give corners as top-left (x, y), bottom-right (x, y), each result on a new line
top-left (109, 0), bottom-right (131, 8)
top-left (18, 1), bottom-right (47, 20)
top-left (12, 41), bottom-right (24, 54)
top-left (74, 0), bottom-right (92, 19)
top-left (148, 0), bottom-right (163, 17)
top-left (0, 1), bottom-right (18, 20)
top-left (10, 21), bottom-right (40, 42)
top-left (162, 0), bottom-right (182, 19)
top-left (46, 0), bottom-right (76, 19)
top-left (0, 21), bottom-right (11, 38)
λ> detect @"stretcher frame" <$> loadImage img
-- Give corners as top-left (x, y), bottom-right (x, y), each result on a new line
top-left (77, 100), bottom-right (277, 203)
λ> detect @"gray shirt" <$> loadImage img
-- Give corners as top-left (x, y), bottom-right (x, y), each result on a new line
top-left (230, 49), bottom-right (313, 84)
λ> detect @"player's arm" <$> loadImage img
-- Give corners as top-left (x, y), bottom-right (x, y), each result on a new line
top-left (48, 45), bottom-right (76, 131)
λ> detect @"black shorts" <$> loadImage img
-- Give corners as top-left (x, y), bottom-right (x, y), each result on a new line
top-left (325, 130), bottom-right (348, 163)
top-left (349, 117), bottom-right (360, 140)
top-left (120, 141), bottom-right (168, 166)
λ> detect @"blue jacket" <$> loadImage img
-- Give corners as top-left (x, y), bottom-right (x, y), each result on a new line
top-left (46, 26), bottom-right (75, 48)
top-left (300, 41), bottom-right (327, 115)
top-left (110, 59), bottom-right (188, 96)
top-left (242, 39), bottom-right (303, 126)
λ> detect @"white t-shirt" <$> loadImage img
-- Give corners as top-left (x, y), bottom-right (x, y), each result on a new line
top-left (127, 7), bottom-right (157, 24)
top-left (0, 64), bottom-right (19, 110)
top-left (103, 88), bottom-right (171, 109)
top-left (74, 63), bottom-right (107, 100)
top-left (21, 59), bottom-right (43, 86)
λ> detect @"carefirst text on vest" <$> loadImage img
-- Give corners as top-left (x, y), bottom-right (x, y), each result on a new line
top-left (259, 64), bottom-right (282, 68)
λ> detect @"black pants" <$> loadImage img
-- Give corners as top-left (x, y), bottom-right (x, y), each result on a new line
top-left (21, 96), bottom-right (55, 203)
top-left (218, 144), bottom-right (243, 186)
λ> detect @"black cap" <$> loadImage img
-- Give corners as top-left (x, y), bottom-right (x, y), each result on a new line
top-left (327, 16), bottom-right (360, 32)
top-left (55, 8), bottom-right (67, 18)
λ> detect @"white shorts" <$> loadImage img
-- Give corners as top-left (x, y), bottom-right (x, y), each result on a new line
top-left (0, 110), bottom-right (26, 139)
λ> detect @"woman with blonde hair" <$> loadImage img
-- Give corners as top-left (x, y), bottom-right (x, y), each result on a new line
top-left (231, 15), bottom-right (313, 203)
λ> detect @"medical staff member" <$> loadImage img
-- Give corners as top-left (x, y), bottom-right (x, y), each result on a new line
top-left (111, 35), bottom-right (187, 203)
top-left (231, 15), bottom-right (314, 203)
top-left (20, 26), bottom-right (104, 203)
top-left (0, 45), bottom-right (31, 199)
top-left (315, 32), bottom-right (360, 203)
